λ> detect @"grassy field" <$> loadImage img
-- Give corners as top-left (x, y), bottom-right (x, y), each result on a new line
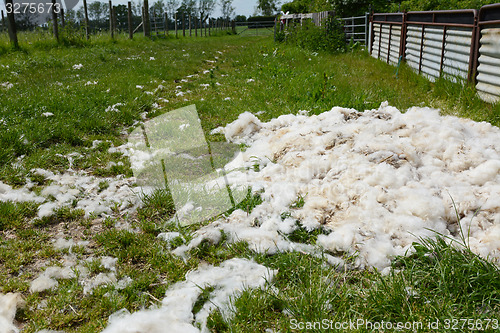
top-left (0, 31), bottom-right (499, 332)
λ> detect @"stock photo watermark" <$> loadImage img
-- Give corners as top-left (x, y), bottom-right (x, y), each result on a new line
top-left (289, 318), bottom-right (499, 331)
top-left (128, 104), bottom-right (248, 226)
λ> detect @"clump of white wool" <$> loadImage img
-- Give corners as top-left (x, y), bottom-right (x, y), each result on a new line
top-left (0, 293), bottom-right (23, 333)
top-left (101, 258), bottom-right (276, 333)
top-left (187, 102), bottom-right (500, 271)
top-left (30, 266), bottom-right (76, 293)
top-left (0, 168), bottom-right (141, 218)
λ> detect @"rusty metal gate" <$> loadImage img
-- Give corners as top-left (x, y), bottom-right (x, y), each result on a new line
top-left (369, 4), bottom-right (500, 103)
top-left (475, 3), bottom-right (500, 102)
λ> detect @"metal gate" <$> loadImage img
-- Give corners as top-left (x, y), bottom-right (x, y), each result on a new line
top-left (341, 14), bottom-right (370, 45)
top-left (236, 21), bottom-right (275, 36)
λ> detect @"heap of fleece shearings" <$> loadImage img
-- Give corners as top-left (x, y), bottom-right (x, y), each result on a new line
top-left (174, 102), bottom-right (500, 271)
top-left (101, 258), bottom-right (276, 333)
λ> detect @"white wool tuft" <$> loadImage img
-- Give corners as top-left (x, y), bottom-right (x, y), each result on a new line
top-left (101, 258), bottom-right (276, 333)
top-left (30, 275), bottom-right (58, 293)
top-left (101, 256), bottom-right (118, 271)
top-left (0, 293), bottom-right (22, 333)
top-left (82, 273), bottom-right (117, 295)
top-left (52, 238), bottom-right (89, 250)
top-left (30, 266), bottom-right (76, 293)
top-left (224, 112), bottom-right (263, 143)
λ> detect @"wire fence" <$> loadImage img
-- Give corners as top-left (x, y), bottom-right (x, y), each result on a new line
top-left (0, 1), bottom-right (238, 47)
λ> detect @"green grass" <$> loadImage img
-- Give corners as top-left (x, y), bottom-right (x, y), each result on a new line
top-left (0, 31), bottom-right (499, 332)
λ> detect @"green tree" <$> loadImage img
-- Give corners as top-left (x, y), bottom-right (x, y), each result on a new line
top-left (198, 0), bottom-right (216, 22)
top-left (114, 4), bottom-right (129, 29)
top-left (390, 0), bottom-right (498, 12)
top-left (257, 0), bottom-right (280, 15)
top-left (150, 0), bottom-right (166, 18)
top-left (281, 0), bottom-right (309, 13)
top-left (166, 0), bottom-right (180, 20)
top-left (220, 0), bottom-right (235, 20)
top-left (235, 14), bottom-right (247, 21)
top-left (87, 1), bottom-right (108, 23)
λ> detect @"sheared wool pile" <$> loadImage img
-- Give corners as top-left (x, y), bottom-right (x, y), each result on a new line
top-left (186, 102), bottom-right (500, 271)
top-left (101, 258), bottom-right (275, 333)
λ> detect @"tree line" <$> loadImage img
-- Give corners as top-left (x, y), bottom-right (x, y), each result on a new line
top-left (280, 0), bottom-right (500, 18)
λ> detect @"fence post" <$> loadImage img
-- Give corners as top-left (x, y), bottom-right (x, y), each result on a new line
top-left (109, 1), bottom-right (114, 38)
top-left (468, 13), bottom-right (479, 83)
top-left (165, 12), bottom-right (168, 36)
top-left (274, 16), bottom-right (277, 41)
top-left (51, 0), bottom-right (59, 42)
top-left (400, 12), bottom-right (407, 61)
top-left (189, 14), bottom-right (191, 36)
top-left (1, 10), bottom-right (5, 33)
top-left (195, 16), bottom-right (197, 37)
top-left (439, 26), bottom-right (447, 76)
top-left (365, 12), bottom-right (369, 46)
top-left (387, 24), bottom-right (393, 63)
top-left (128, 1), bottom-right (133, 38)
top-left (113, 5), bottom-right (117, 33)
top-left (61, 8), bottom-right (65, 28)
top-left (4, 0), bottom-right (18, 48)
top-left (175, 12), bottom-right (178, 37)
top-left (143, 0), bottom-right (150, 36)
top-left (182, 12), bottom-right (185, 36)
top-left (418, 26), bottom-right (425, 74)
top-left (232, 20), bottom-right (235, 34)
top-left (83, 0), bottom-right (90, 39)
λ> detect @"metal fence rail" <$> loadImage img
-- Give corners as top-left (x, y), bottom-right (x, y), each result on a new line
top-left (341, 14), bottom-right (370, 45)
top-left (279, 12), bottom-right (370, 45)
top-left (476, 3), bottom-right (500, 102)
top-left (236, 21), bottom-right (275, 36)
top-left (370, 5), bottom-right (500, 103)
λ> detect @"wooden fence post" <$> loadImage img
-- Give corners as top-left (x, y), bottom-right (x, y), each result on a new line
top-left (182, 12), bottom-right (185, 37)
top-left (51, 0), bottom-right (59, 42)
top-left (200, 16), bottom-right (202, 36)
top-left (143, 0), bottom-right (150, 37)
top-left (165, 12), bottom-right (168, 36)
top-left (113, 6), bottom-right (117, 33)
top-left (83, 0), bottom-right (90, 39)
top-left (175, 12), bottom-right (178, 37)
top-left (109, 1), bottom-right (114, 38)
top-left (61, 8), bottom-right (65, 27)
top-left (4, 0), bottom-right (18, 48)
top-left (195, 16), bottom-right (197, 37)
top-left (189, 14), bottom-right (191, 36)
top-left (1, 10), bottom-right (6, 33)
top-left (128, 1), bottom-right (133, 38)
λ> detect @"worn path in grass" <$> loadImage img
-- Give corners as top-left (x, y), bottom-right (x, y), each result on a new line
top-left (0, 33), bottom-right (499, 332)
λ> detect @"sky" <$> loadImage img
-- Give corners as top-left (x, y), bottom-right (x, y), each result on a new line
top-left (0, 0), bottom-right (261, 19)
